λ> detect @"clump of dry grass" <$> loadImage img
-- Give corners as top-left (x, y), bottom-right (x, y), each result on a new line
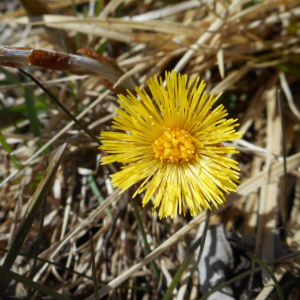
top-left (0, 0), bottom-right (300, 299)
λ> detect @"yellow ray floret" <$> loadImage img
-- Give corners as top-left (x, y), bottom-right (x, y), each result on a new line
top-left (99, 70), bottom-right (242, 219)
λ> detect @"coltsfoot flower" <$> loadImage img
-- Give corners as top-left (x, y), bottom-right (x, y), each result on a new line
top-left (100, 70), bottom-right (242, 219)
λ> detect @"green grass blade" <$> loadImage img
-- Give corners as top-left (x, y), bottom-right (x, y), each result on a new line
top-left (18, 68), bottom-right (100, 145)
top-left (24, 71), bottom-right (41, 137)
top-left (95, 0), bottom-right (103, 16)
top-left (163, 211), bottom-right (210, 300)
top-left (0, 266), bottom-right (71, 300)
top-left (0, 66), bottom-right (21, 84)
top-left (96, 39), bottom-right (108, 54)
top-left (0, 98), bottom-right (20, 133)
top-left (0, 131), bottom-right (20, 167)
top-left (163, 235), bottom-right (203, 300)
top-left (87, 175), bottom-right (112, 217)
top-left (131, 197), bottom-right (161, 281)
top-left (70, 0), bottom-right (81, 49)
top-left (0, 143), bottom-right (67, 291)
top-left (28, 172), bottom-right (48, 296)
top-left (68, 78), bottom-right (78, 114)
top-left (199, 250), bottom-right (300, 300)
top-left (247, 253), bottom-right (284, 300)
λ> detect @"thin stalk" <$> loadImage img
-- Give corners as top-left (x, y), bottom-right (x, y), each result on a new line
top-left (199, 250), bottom-right (300, 300)
top-left (131, 197), bottom-right (160, 281)
top-left (193, 210), bottom-right (210, 273)
top-left (278, 90), bottom-right (288, 228)
top-left (18, 68), bottom-right (100, 145)
top-left (163, 233), bottom-right (204, 300)
top-left (24, 69), bottom-right (40, 137)
top-left (247, 253), bottom-right (284, 300)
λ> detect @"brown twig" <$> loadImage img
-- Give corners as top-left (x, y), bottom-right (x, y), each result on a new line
top-left (0, 46), bottom-right (135, 94)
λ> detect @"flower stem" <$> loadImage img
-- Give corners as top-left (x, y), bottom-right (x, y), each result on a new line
top-left (131, 197), bottom-right (160, 281)
top-left (162, 210), bottom-right (210, 300)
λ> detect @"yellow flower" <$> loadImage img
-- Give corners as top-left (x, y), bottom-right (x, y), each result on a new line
top-left (100, 70), bottom-right (242, 219)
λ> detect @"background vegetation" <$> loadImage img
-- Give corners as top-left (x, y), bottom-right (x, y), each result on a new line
top-left (0, 0), bottom-right (300, 299)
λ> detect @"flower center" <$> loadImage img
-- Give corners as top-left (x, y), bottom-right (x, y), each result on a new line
top-left (153, 128), bottom-right (196, 163)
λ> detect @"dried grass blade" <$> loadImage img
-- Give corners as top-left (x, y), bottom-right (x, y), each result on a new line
top-left (86, 151), bottom-right (300, 300)
top-left (199, 250), bottom-right (300, 300)
top-left (32, 189), bottom-right (120, 283)
top-left (217, 46), bottom-right (224, 79)
top-left (131, 197), bottom-right (160, 281)
top-left (163, 210), bottom-right (210, 300)
top-left (0, 90), bottom-right (110, 188)
top-left (162, 235), bottom-right (203, 300)
top-left (256, 82), bottom-right (277, 282)
top-left (128, 1), bottom-right (200, 21)
top-left (173, 0), bottom-right (242, 73)
top-left (90, 231), bottom-right (100, 300)
top-left (19, 0), bottom-right (75, 52)
top-left (279, 71), bottom-right (300, 121)
top-left (0, 143), bottom-right (66, 291)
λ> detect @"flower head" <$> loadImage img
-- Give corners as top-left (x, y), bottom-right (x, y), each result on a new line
top-left (100, 71), bottom-right (242, 219)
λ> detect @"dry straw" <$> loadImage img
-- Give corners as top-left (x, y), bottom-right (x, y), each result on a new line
top-left (0, 0), bottom-right (300, 299)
